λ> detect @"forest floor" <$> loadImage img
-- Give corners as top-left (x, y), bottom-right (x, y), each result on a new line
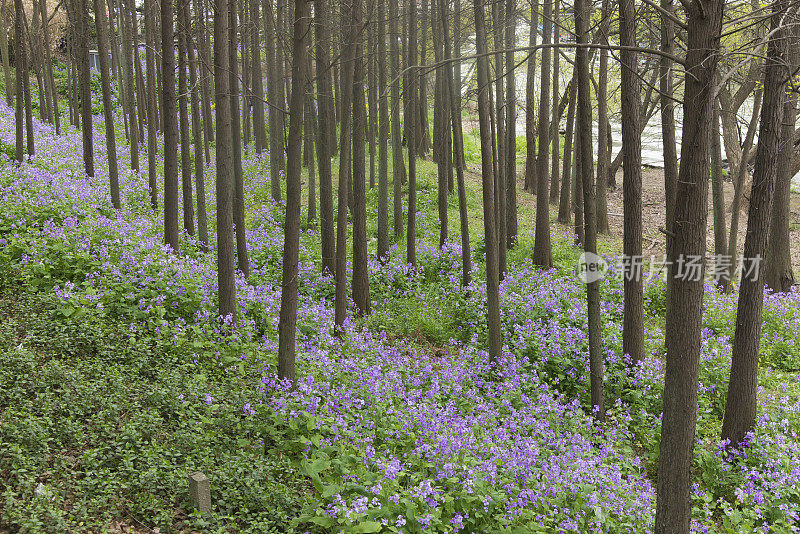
top-left (2, 104), bottom-right (800, 533)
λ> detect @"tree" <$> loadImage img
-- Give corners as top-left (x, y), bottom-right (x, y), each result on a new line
top-left (184, 0), bottom-right (209, 249)
top-left (548, 0), bottom-right (560, 207)
top-left (251, 0), bottom-right (267, 152)
top-left (532, 0), bottom-right (552, 268)
top-left (215, 0), bottom-right (237, 321)
top-left (721, 1), bottom-right (789, 448)
top-left (334, 0), bottom-right (357, 332)
top-left (145, 0), bottom-right (159, 208)
top-left (75, 0), bottom-right (92, 174)
top-left (660, 0), bottom-right (678, 228)
top-left (376, 0), bottom-right (390, 261)
top-left (162, 0), bottom-right (179, 252)
top-left (595, 0), bottom-right (611, 234)
top-left (266, 0), bottom-right (284, 201)
top-left (13, 0), bottom-right (24, 162)
top-left (575, 0), bottom-right (603, 421)
top-left (178, 0), bottom-right (194, 235)
top-left (93, 0), bottom-right (121, 209)
top-left (765, 40), bottom-right (798, 293)
top-left (390, 0), bottom-right (405, 239)
top-left (0, 0), bottom-right (13, 106)
top-left (558, 75), bottom-right (576, 224)
top-left (315, 0), bottom-right (336, 274)
top-left (406, 0), bottom-right (419, 267)
top-left (230, 0), bottom-right (250, 277)
top-left (474, 0), bottom-right (502, 363)
top-left (619, 0), bottom-right (644, 365)
top-left (523, 0), bottom-right (538, 194)
top-left (351, 1), bottom-right (370, 317)
top-left (505, 0), bottom-right (517, 247)
top-left (278, 0), bottom-right (310, 381)
top-left (439, 0), bottom-right (471, 286)
top-left (655, 0), bottom-right (725, 529)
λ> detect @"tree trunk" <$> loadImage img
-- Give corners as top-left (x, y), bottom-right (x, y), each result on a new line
top-left (77, 0), bottom-right (93, 171)
top-left (315, 0), bottom-right (335, 274)
top-left (13, 0), bottom-right (23, 161)
top-left (711, 100), bottom-right (727, 270)
top-left (185, 0), bottom-right (209, 249)
top-left (38, 0), bottom-right (60, 134)
top-left (619, 0), bottom-right (643, 365)
top-left (377, 0), bottom-right (390, 261)
top-left (523, 0), bottom-right (538, 193)
top-left (765, 90), bottom-right (797, 293)
top-left (549, 0), bottom-right (560, 206)
top-left (197, 0), bottom-right (213, 160)
top-left (230, 0), bottom-right (249, 277)
top-left (162, 0), bottom-right (179, 252)
top-left (251, 0), bottom-right (267, 152)
top-left (0, 0), bottom-right (13, 106)
top-left (492, 0), bottom-right (506, 276)
top-left (266, 0), bottom-right (283, 201)
top-left (305, 80), bottom-right (317, 223)
top-left (440, 0), bottom-right (470, 285)
top-left (575, 0), bottom-right (604, 421)
top-left (595, 0), bottom-right (610, 235)
top-left (178, 0), bottom-right (194, 236)
top-left (660, 0), bottom-right (678, 228)
top-left (352, 9), bottom-right (370, 317)
top-left (215, 0), bottom-right (236, 321)
top-left (505, 0), bottom-right (517, 247)
top-left (474, 0), bottom-right (502, 363)
top-left (558, 73), bottom-right (576, 224)
top-left (406, 0), bottom-right (418, 267)
top-left (94, 0), bottom-right (121, 209)
top-left (721, 4), bottom-right (788, 447)
top-left (278, 0), bottom-right (309, 382)
top-left (654, 0), bottom-right (724, 529)
top-left (532, 0), bottom-right (552, 268)
top-left (145, 0), bottom-right (159, 205)
top-left (390, 0), bottom-right (405, 238)
top-left (334, 0), bottom-right (357, 331)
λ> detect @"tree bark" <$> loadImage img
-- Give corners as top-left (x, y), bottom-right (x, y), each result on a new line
top-left (654, 0), bottom-right (724, 528)
top-left (377, 0), bottom-right (390, 261)
top-left (619, 0), bottom-right (643, 365)
top-left (76, 0), bottom-right (93, 173)
top-left (315, 0), bottom-right (335, 274)
top-left (660, 0), bottom-right (678, 228)
top-left (352, 7), bottom-right (370, 317)
top-left (548, 0), bottom-right (560, 206)
top-left (532, 0), bottom-right (552, 268)
top-left (178, 0), bottom-right (194, 236)
top-left (406, 0), bottom-right (418, 267)
top-left (390, 0), bottom-right (405, 238)
top-left (145, 0), bottom-right (158, 206)
top-left (278, 0), bottom-right (309, 382)
top-left (765, 91), bottom-right (797, 293)
top-left (215, 0), bottom-right (236, 321)
top-left (94, 0), bottom-right (121, 209)
top-left (266, 0), bottom-right (283, 201)
top-left (523, 0), bottom-right (537, 194)
top-left (251, 0), bottom-right (267, 152)
top-left (558, 73), bottom-right (576, 224)
top-left (505, 0), bottom-right (517, 247)
top-left (162, 0), bottom-right (179, 252)
top-left (575, 0), bottom-right (603, 420)
top-left (474, 0), bottom-right (502, 363)
top-left (185, 0), bottom-right (209, 249)
top-left (721, 3), bottom-right (788, 447)
top-left (595, 0), bottom-right (610, 235)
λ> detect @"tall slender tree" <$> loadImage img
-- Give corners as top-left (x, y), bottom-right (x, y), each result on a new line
top-left (251, 0), bottom-right (267, 152)
top-left (532, 0), bottom-right (552, 267)
top-left (721, 1), bottom-right (789, 448)
top-left (575, 0), bottom-right (603, 421)
top-left (655, 0), bottom-right (725, 528)
top-left (178, 0), bottom-right (194, 236)
top-left (619, 0), bottom-right (643, 365)
top-left (474, 0), bottom-right (502, 363)
top-left (230, 0), bottom-right (250, 277)
top-left (376, 0), bottom-right (390, 261)
top-left (162, 0), bottom-right (179, 252)
top-left (278, 0), bottom-right (310, 381)
top-left (75, 0), bottom-right (92, 174)
top-left (185, 0), bottom-right (209, 249)
top-left (315, 0), bottom-right (335, 274)
top-left (390, 0), bottom-right (405, 238)
top-left (215, 0), bottom-right (236, 320)
top-left (93, 0), bottom-right (121, 209)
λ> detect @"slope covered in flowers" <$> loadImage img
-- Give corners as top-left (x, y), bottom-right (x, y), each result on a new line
top-left (1, 102), bottom-right (799, 533)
